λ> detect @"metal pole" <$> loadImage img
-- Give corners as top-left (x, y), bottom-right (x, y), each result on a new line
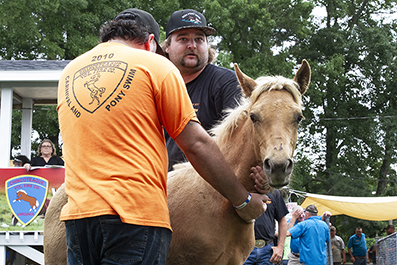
top-left (324, 216), bottom-right (333, 265)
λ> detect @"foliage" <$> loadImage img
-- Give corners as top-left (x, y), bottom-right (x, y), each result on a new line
top-left (203, 0), bottom-right (314, 78)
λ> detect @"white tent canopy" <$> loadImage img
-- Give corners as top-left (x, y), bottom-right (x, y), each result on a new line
top-left (298, 191), bottom-right (397, 221)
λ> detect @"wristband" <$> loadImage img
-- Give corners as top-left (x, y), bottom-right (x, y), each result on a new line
top-left (233, 193), bottom-right (251, 210)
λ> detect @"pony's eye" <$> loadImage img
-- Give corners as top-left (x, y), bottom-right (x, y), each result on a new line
top-left (297, 114), bottom-right (304, 123)
top-left (250, 113), bottom-right (259, 123)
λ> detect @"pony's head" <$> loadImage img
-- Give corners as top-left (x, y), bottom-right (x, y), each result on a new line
top-left (16, 190), bottom-right (27, 196)
top-left (211, 60), bottom-right (310, 189)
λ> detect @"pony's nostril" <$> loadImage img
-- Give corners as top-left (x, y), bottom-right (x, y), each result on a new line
top-left (263, 159), bottom-right (272, 173)
top-left (285, 159), bottom-right (294, 174)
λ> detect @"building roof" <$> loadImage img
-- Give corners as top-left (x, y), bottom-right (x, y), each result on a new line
top-left (0, 60), bottom-right (71, 71)
top-left (0, 60), bottom-right (71, 106)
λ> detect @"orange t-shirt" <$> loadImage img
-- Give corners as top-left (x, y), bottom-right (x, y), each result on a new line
top-left (58, 42), bottom-right (198, 230)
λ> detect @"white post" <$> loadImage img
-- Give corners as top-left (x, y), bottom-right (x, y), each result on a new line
top-left (21, 98), bottom-right (33, 159)
top-left (0, 246), bottom-right (5, 265)
top-left (0, 87), bottom-right (13, 168)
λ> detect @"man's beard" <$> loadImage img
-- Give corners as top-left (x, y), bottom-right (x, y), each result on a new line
top-left (179, 53), bottom-right (207, 75)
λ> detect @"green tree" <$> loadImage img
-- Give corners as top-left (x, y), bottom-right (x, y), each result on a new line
top-left (0, 0), bottom-right (181, 60)
top-left (289, 0), bottom-right (397, 240)
top-left (203, 0), bottom-right (314, 78)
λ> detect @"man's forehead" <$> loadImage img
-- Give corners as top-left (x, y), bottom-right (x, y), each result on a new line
top-left (173, 29), bottom-right (206, 37)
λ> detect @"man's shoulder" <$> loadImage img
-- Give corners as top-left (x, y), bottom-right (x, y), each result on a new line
top-left (335, 235), bottom-right (343, 241)
top-left (349, 234), bottom-right (357, 240)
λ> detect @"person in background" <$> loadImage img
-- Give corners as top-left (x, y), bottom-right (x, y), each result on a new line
top-left (12, 154), bottom-right (32, 225)
top-left (244, 187), bottom-right (288, 265)
top-left (13, 155), bottom-right (30, 167)
top-left (286, 204), bottom-right (330, 265)
top-left (24, 139), bottom-right (64, 171)
top-left (57, 8), bottom-right (268, 264)
top-left (347, 227), bottom-right (369, 265)
top-left (330, 226), bottom-right (346, 265)
top-left (386, 224), bottom-right (395, 235)
top-left (368, 224), bottom-right (396, 265)
top-left (162, 9), bottom-right (242, 171)
top-left (367, 244), bottom-right (376, 265)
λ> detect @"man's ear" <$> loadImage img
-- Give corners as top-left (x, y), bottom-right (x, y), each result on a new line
top-left (144, 40), bottom-right (150, 51)
top-left (144, 34), bottom-right (156, 52)
top-left (163, 39), bottom-right (169, 54)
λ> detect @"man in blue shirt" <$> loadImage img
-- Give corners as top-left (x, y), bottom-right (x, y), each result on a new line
top-left (287, 205), bottom-right (330, 265)
top-left (347, 227), bottom-right (369, 265)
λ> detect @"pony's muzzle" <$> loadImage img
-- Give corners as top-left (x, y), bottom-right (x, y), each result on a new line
top-left (263, 158), bottom-right (293, 187)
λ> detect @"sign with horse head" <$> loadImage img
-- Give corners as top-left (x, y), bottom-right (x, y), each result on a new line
top-left (6, 175), bottom-right (49, 226)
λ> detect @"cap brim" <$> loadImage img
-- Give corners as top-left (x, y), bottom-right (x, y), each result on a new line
top-left (167, 26), bottom-right (215, 38)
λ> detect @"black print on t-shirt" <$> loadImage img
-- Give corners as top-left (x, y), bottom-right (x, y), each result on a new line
top-left (72, 61), bottom-right (128, 114)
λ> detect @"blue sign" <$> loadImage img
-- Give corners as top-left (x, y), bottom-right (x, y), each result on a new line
top-left (6, 175), bottom-right (49, 226)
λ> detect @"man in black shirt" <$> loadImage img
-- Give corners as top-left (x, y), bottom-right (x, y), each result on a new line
top-left (162, 9), bottom-right (242, 171)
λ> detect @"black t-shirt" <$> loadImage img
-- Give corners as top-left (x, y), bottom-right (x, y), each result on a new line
top-left (30, 156), bottom-right (64, 166)
top-left (254, 189), bottom-right (289, 242)
top-left (166, 64), bottom-right (241, 171)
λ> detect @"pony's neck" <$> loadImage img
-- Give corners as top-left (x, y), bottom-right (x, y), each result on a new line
top-left (218, 121), bottom-right (260, 193)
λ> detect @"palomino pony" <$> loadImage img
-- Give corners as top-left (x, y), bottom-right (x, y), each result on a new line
top-left (43, 60), bottom-right (310, 265)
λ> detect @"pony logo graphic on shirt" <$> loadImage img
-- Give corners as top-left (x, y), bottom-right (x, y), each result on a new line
top-left (72, 61), bottom-right (128, 113)
top-left (6, 175), bottom-right (49, 226)
top-left (85, 73), bottom-right (106, 106)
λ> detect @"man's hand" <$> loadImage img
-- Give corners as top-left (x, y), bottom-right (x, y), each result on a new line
top-left (250, 166), bottom-right (271, 194)
top-left (293, 207), bottom-right (304, 219)
top-left (235, 193), bottom-right (269, 223)
top-left (269, 245), bottom-right (283, 263)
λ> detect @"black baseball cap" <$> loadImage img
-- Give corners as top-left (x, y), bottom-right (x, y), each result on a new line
top-left (114, 8), bottom-right (164, 56)
top-left (165, 9), bottom-right (215, 38)
top-left (305, 204), bottom-right (318, 214)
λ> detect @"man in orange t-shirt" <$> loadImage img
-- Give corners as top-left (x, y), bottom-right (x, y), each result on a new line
top-left (57, 8), bottom-right (268, 265)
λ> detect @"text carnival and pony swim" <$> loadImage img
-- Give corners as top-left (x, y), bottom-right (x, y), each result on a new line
top-left (63, 55), bottom-right (137, 117)
top-left (6, 175), bottom-right (49, 226)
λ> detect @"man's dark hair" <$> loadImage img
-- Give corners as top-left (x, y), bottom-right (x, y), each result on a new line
top-left (14, 155), bottom-right (30, 166)
top-left (386, 224), bottom-right (395, 230)
top-left (100, 19), bottom-right (150, 44)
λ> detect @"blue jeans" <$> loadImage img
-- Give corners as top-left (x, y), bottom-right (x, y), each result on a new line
top-left (353, 257), bottom-right (367, 265)
top-left (243, 243), bottom-right (274, 265)
top-left (65, 215), bottom-right (172, 265)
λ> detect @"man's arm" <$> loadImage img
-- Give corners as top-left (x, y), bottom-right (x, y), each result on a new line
top-left (270, 216), bottom-right (287, 263)
top-left (287, 208), bottom-right (303, 230)
top-left (342, 248), bottom-right (346, 264)
top-left (175, 121), bottom-right (268, 223)
top-left (347, 248), bottom-right (355, 263)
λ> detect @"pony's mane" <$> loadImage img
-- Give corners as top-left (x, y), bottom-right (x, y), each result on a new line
top-left (210, 75), bottom-right (303, 144)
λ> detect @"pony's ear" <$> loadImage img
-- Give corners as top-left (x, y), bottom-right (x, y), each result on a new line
top-left (293, 59), bottom-right (311, 95)
top-left (234, 63), bottom-right (257, 97)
